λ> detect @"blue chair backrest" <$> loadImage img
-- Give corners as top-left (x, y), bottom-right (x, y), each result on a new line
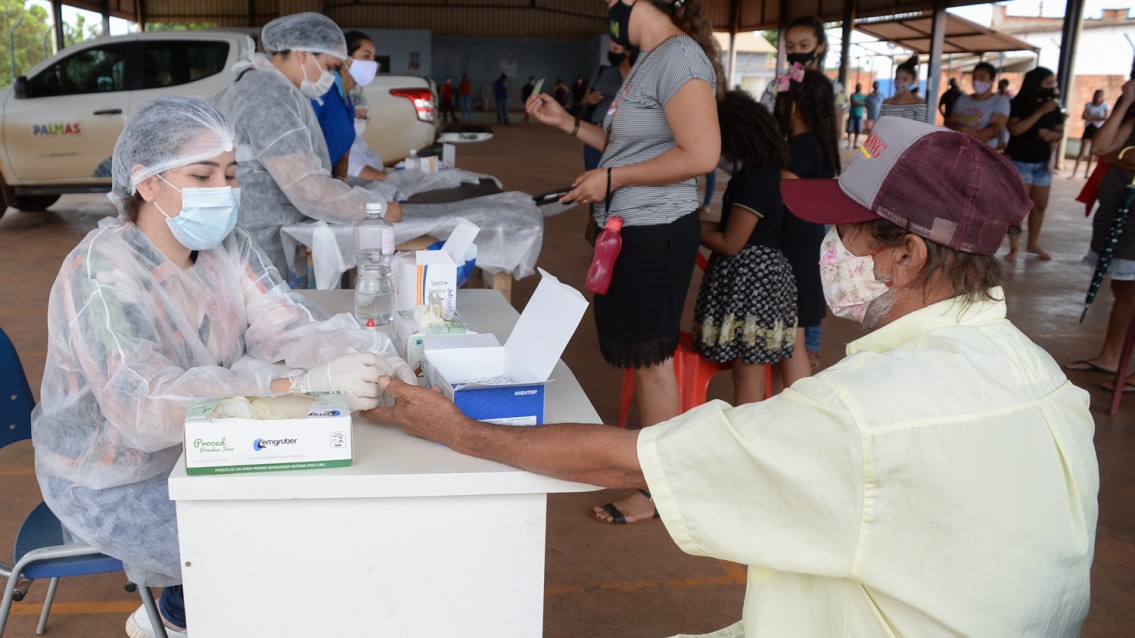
top-left (0, 326), bottom-right (35, 450)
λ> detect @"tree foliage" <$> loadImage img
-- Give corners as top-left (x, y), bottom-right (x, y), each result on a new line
top-left (0, 0), bottom-right (52, 87)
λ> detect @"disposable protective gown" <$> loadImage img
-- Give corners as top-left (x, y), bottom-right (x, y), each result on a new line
top-left (32, 218), bottom-right (393, 586)
top-left (215, 54), bottom-right (386, 276)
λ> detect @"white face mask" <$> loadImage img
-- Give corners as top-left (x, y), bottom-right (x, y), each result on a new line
top-left (972, 80), bottom-right (993, 95)
top-left (818, 226), bottom-right (892, 323)
top-left (299, 53), bottom-right (336, 99)
top-left (348, 59), bottom-right (378, 87)
top-left (895, 81), bottom-right (911, 94)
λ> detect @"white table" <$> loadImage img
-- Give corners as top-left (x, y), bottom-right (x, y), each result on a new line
top-left (167, 289), bottom-right (600, 637)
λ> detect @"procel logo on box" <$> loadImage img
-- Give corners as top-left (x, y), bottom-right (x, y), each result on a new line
top-left (253, 437), bottom-right (299, 452)
top-left (193, 437), bottom-right (234, 454)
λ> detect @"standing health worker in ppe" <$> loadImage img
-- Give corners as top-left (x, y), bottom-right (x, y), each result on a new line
top-left (215, 12), bottom-right (402, 282)
top-left (31, 96), bottom-right (416, 638)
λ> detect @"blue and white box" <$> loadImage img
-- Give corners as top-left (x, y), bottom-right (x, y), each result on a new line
top-left (424, 269), bottom-right (588, 425)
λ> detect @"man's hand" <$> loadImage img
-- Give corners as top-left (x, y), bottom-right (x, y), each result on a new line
top-left (361, 376), bottom-right (471, 445)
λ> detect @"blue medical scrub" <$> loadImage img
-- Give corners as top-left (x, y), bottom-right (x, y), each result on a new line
top-left (311, 72), bottom-right (355, 166)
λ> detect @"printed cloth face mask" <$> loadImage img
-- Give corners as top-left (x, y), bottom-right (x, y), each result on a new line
top-left (818, 226), bottom-right (892, 323)
top-left (608, 0), bottom-right (636, 48)
top-left (155, 174), bottom-right (240, 251)
top-left (299, 52), bottom-right (336, 99)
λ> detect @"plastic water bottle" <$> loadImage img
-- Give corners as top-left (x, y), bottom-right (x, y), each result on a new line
top-left (585, 216), bottom-right (623, 295)
top-left (354, 201), bottom-right (391, 266)
top-left (355, 228), bottom-right (395, 327)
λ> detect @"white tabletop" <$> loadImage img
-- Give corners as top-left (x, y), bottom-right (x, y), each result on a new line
top-left (168, 289), bottom-right (601, 502)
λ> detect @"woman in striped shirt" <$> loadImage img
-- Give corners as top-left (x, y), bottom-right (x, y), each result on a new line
top-left (880, 56), bottom-right (928, 123)
top-left (526, 0), bottom-right (722, 525)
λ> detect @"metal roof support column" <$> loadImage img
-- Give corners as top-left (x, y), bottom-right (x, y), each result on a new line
top-left (839, 0), bottom-right (856, 89)
top-left (726, 0), bottom-right (741, 90)
top-left (1055, 0), bottom-right (1086, 168)
top-left (776, 0), bottom-right (789, 72)
top-left (137, 0), bottom-right (148, 31)
top-left (100, 0), bottom-right (111, 36)
top-left (924, 0), bottom-right (947, 124)
top-left (51, 0), bottom-right (65, 51)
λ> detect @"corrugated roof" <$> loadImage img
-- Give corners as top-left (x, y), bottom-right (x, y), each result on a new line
top-left (58, 0), bottom-right (1000, 33)
top-left (856, 12), bottom-right (1039, 54)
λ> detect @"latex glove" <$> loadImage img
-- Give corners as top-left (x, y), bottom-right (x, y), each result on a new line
top-left (291, 353), bottom-right (384, 411)
top-left (370, 351), bottom-right (419, 408)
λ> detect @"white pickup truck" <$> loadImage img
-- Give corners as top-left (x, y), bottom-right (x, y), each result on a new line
top-left (0, 30), bottom-right (438, 217)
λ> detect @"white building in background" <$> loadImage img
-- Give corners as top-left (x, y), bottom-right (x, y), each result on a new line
top-left (714, 32), bottom-right (777, 96)
top-left (990, 6), bottom-right (1135, 76)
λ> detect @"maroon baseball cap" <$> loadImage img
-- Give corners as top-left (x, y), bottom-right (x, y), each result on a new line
top-left (781, 116), bottom-right (1031, 255)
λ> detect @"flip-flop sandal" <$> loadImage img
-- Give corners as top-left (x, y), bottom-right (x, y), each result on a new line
top-left (1101, 381), bottom-right (1135, 395)
top-left (1065, 359), bottom-right (1118, 375)
top-left (589, 490), bottom-right (660, 525)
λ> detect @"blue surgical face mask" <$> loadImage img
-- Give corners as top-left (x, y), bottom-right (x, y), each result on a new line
top-left (154, 174), bottom-right (240, 251)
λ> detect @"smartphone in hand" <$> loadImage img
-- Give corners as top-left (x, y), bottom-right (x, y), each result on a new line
top-left (532, 186), bottom-right (573, 206)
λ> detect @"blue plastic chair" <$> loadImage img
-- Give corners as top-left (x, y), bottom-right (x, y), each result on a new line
top-left (0, 326), bottom-right (166, 637)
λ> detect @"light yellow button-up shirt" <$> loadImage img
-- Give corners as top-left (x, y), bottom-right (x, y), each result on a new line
top-left (639, 289), bottom-right (1098, 637)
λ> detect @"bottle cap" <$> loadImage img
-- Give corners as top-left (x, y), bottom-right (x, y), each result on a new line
top-left (605, 216), bottom-right (624, 232)
top-left (366, 201), bottom-right (386, 217)
top-left (366, 317), bottom-right (375, 328)
top-left (381, 228), bottom-right (396, 254)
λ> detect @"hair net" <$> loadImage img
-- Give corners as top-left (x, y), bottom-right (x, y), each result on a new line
top-left (260, 12), bottom-right (347, 58)
top-left (109, 96), bottom-right (235, 214)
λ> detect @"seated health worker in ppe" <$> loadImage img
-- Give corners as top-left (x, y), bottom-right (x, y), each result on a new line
top-left (215, 12), bottom-right (402, 282)
top-left (30, 96), bottom-right (416, 638)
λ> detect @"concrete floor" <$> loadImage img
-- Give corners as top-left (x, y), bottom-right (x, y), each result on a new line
top-left (0, 120), bottom-right (1132, 637)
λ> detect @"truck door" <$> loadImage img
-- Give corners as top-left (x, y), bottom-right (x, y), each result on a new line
top-left (3, 41), bottom-right (135, 183)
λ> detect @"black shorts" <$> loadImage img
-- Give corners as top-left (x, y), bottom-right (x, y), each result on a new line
top-left (1083, 124), bottom-right (1099, 141)
top-left (592, 211), bottom-right (700, 369)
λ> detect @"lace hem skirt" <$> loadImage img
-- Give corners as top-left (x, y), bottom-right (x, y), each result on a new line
top-left (593, 211), bottom-right (700, 369)
top-left (693, 245), bottom-right (798, 364)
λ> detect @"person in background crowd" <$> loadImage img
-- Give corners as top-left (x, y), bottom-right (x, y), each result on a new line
top-left (938, 77), bottom-right (961, 122)
top-left (341, 30), bottom-right (395, 183)
top-left (526, 0), bottom-right (722, 526)
top-left (439, 75), bottom-right (459, 123)
top-left (214, 12), bottom-right (402, 282)
top-left (1066, 78), bottom-right (1135, 390)
top-left (494, 73), bottom-right (510, 124)
top-left (580, 43), bottom-right (635, 171)
top-left (998, 78), bottom-right (1012, 98)
top-left (773, 68), bottom-right (840, 390)
top-left (847, 82), bottom-right (866, 148)
top-left (553, 75), bottom-right (571, 108)
top-left (760, 16), bottom-right (829, 111)
top-left (880, 56), bottom-right (927, 122)
top-left (1005, 66), bottom-right (1064, 261)
top-left (366, 116), bottom-right (1097, 638)
top-left (570, 75), bottom-right (587, 115)
top-left (865, 80), bottom-right (884, 132)
top-left (947, 61), bottom-right (1010, 151)
top-left (33, 96), bottom-right (415, 638)
top-left (458, 73), bottom-right (473, 120)
top-left (520, 75), bottom-right (536, 124)
top-left (695, 91), bottom-right (797, 405)
top-left (1071, 89), bottom-right (1109, 179)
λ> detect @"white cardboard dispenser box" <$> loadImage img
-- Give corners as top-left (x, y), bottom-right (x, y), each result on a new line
top-left (393, 218), bottom-right (479, 316)
top-left (392, 309), bottom-right (475, 380)
top-left (424, 269), bottom-right (588, 425)
top-left (183, 393), bottom-right (352, 475)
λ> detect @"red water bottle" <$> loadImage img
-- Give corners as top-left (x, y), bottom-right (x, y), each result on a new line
top-left (585, 216), bottom-right (623, 295)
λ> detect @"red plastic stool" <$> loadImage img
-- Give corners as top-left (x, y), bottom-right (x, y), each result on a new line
top-left (617, 333), bottom-right (772, 427)
top-left (1108, 309), bottom-right (1135, 415)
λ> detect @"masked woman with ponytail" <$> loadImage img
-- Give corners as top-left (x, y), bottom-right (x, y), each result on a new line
top-left (880, 56), bottom-right (928, 122)
top-left (526, 0), bottom-right (721, 525)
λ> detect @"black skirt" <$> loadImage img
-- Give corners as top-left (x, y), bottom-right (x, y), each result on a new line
top-left (592, 211), bottom-right (700, 368)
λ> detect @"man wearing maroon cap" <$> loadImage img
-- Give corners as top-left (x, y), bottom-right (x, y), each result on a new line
top-left (363, 117), bottom-right (1098, 636)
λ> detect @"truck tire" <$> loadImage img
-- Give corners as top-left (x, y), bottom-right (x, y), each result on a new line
top-left (12, 194), bottom-right (61, 212)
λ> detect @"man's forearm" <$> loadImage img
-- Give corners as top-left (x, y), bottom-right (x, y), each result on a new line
top-left (452, 421), bottom-right (646, 489)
